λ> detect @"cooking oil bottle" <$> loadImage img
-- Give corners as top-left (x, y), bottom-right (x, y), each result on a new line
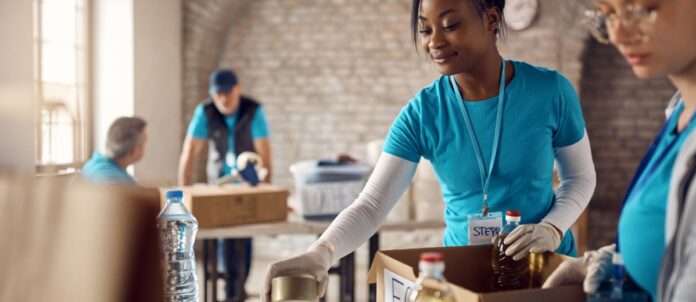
top-left (409, 252), bottom-right (456, 302)
top-left (491, 210), bottom-right (529, 291)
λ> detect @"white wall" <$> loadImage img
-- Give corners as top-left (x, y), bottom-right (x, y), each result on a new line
top-left (92, 0), bottom-right (134, 153)
top-left (132, 0), bottom-right (182, 186)
top-left (92, 0), bottom-right (182, 186)
top-left (0, 0), bottom-right (35, 172)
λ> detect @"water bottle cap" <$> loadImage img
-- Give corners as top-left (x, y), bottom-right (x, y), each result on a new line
top-left (166, 190), bottom-right (183, 199)
top-left (419, 253), bottom-right (445, 274)
top-left (506, 210), bottom-right (521, 222)
top-left (420, 252), bottom-right (444, 263)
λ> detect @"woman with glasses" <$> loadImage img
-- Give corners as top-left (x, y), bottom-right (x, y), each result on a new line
top-left (261, 0), bottom-right (598, 300)
top-left (544, 1), bottom-right (696, 301)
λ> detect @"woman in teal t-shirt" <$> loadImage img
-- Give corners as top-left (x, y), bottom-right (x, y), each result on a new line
top-left (261, 0), bottom-right (597, 299)
top-left (544, 0), bottom-right (696, 301)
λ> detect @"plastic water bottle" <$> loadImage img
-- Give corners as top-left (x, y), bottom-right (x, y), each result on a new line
top-left (610, 253), bottom-right (625, 300)
top-left (158, 190), bottom-right (199, 302)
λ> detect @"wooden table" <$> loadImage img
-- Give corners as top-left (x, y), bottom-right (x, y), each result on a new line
top-left (197, 217), bottom-right (445, 302)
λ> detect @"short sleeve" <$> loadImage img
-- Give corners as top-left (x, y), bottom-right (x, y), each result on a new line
top-left (186, 103), bottom-right (208, 139)
top-left (383, 101), bottom-right (424, 163)
top-left (251, 106), bottom-right (270, 140)
top-left (553, 74), bottom-right (586, 148)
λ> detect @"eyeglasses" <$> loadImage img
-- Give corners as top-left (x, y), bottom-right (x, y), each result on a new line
top-left (583, 4), bottom-right (658, 44)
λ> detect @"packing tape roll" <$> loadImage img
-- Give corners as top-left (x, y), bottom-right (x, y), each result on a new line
top-left (236, 151), bottom-right (263, 170)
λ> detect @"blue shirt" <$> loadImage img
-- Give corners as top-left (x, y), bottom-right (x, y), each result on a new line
top-left (187, 103), bottom-right (270, 175)
top-left (81, 151), bottom-right (137, 185)
top-left (619, 101), bottom-right (696, 300)
top-left (383, 61), bottom-right (585, 255)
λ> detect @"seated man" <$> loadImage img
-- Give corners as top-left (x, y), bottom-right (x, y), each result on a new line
top-left (82, 117), bottom-right (147, 185)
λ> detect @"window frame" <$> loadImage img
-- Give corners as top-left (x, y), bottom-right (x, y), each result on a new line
top-left (33, 0), bottom-right (93, 174)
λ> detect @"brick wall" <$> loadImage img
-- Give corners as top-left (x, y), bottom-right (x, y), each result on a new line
top-left (182, 0), bottom-right (254, 181)
top-left (215, 0), bottom-right (437, 188)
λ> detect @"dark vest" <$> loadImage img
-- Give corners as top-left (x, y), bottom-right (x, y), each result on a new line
top-left (203, 96), bottom-right (260, 179)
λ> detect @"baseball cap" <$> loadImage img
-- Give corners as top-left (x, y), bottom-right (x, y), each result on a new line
top-left (209, 69), bottom-right (238, 94)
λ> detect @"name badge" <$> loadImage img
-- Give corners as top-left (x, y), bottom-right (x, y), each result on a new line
top-left (467, 212), bottom-right (503, 245)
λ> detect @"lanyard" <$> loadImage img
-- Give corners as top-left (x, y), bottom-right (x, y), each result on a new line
top-left (449, 58), bottom-right (507, 216)
top-left (616, 101), bottom-right (694, 253)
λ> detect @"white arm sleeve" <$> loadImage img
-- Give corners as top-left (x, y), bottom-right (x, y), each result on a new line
top-left (542, 130), bottom-right (597, 234)
top-left (311, 152), bottom-right (417, 262)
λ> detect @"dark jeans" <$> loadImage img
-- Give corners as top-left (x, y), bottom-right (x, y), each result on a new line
top-left (218, 238), bottom-right (252, 302)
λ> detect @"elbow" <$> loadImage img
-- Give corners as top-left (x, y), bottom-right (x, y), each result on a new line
top-left (585, 167), bottom-right (597, 198)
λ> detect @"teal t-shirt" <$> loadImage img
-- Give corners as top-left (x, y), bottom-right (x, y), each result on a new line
top-left (383, 61), bottom-right (585, 255)
top-left (81, 151), bottom-right (137, 185)
top-left (619, 101), bottom-right (696, 300)
top-left (187, 103), bottom-right (270, 175)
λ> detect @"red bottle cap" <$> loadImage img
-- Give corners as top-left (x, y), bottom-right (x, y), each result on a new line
top-left (420, 252), bottom-right (444, 263)
top-left (506, 210), bottom-right (521, 217)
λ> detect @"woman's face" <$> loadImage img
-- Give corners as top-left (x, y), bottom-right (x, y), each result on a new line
top-left (599, 0), bottom-right (696, 79)
top-left (418, 0), bottom-right (499, 75)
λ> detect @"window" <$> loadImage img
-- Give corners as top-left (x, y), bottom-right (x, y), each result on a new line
top-left (34, 0), bottom-right (90, 173)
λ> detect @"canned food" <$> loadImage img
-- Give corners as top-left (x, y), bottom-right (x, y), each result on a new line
top-left (271, 275), bottom-right (318, 302)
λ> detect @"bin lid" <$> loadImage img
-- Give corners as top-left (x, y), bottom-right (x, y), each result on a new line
top-left (289, 160), bottom-right (371, 175)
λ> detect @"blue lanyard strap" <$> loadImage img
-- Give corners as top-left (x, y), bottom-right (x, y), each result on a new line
top-left (449, 58), bottom-right (507, 216)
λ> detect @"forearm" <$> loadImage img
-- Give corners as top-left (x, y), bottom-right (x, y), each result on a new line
top-left (311, 153), bottom-right (417, 261)
top-left (263, 160), bottom-right (272, 183)
top-left (178, 154), bottom-right (194, 186)
top-left (543, 131), bottom-right (597, 234)
top-left (254, 138), bottom-right (272, 183)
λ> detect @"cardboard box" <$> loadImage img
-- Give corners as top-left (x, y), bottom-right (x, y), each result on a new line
top-left (160, 184), bottom-right (289, 228)
top-left (368, 245), bottom-right (585, 302)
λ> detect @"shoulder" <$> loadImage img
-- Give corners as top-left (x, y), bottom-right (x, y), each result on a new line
top-left (81, 153), bottom-right (126, 180)
top-left (677, 131), bottom-right (696, 175)
top-left (190, 100), bottom-right (215, 126)
top-left (513, 60), bottom-right (569, 87)
top-left (192, 101), bottom-right (212, 118)
top-left (512, 60), bottom-right (559, 80)
top-left (406, 76), bottom-right (449, 112)
top-left (241, 95), bottom-right (261, 107)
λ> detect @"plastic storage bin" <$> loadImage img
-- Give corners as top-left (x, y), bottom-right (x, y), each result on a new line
top-left (290, 160), bottom-right (371, 220)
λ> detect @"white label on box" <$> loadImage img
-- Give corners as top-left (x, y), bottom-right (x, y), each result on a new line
top-left (299, 181), bottom-right (364, 215)
top-left (384, 268), bottom-right (415, 302)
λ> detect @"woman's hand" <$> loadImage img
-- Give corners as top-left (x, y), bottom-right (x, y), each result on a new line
top-left (261, 242), bottom-right (334, 301)
top-left (502, 222), bottom-right (562, 260)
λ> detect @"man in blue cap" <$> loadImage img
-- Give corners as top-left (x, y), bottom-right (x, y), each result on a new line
top-left (178, 68), bottom-right (272, 301)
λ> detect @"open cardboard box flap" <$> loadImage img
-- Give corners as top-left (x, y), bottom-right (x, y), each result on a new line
top-left (368, 245), bottom-right (585, 302)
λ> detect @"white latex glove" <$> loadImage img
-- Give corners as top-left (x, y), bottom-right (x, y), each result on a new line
top-left (503, 222), bottom-right (562, 260)
top-left (542, 244), bottom-right (615, 293)
top-left (261, 242), bottom-right (334, 302)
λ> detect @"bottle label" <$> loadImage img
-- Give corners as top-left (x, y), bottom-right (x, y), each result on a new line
top-left (467, 211), bottom-right (503, 245)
